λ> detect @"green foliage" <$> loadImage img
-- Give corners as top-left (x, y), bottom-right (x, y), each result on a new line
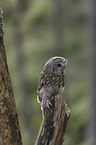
top-left (22, 0), bottom-right (48, 30)
top-left (63, 28), bottom-right (85, 53)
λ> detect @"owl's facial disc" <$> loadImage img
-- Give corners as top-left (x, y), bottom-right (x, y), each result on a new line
top-left (54, 59), bottom-right (67, 75)
top-left (56, 63), bottom-right (65, 74)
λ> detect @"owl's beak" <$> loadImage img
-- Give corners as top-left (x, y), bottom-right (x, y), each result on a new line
top-left (64, 59), bottom-right (67, 66)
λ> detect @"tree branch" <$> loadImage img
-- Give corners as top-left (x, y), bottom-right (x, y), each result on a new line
top-left (35, 95), bottom-right (70, 145)
top-left (0, 9), bottom-right (22, 145)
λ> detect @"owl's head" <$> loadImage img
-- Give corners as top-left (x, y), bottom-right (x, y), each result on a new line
top-left (44, 56), bottom-right (67, 75)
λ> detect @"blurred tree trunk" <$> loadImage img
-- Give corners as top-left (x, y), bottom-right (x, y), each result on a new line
top-left (0, 9), bottom-right (22, 145)
top-left (86, 0), bottom-right (96, 145)
top-left (49, 0), bottom-right (65, 55)
top-left (12, 0), bottom-right (33, 144)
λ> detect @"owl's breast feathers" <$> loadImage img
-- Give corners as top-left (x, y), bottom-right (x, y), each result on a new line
top-left (37, 70), bottom-right (64, 95)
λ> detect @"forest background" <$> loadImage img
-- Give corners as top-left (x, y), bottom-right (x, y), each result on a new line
top-left (1, 0), bottom-right (95, 145)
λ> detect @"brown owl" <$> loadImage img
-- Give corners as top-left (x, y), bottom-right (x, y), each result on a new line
top-left (37, 56), bottom-right (67, 110)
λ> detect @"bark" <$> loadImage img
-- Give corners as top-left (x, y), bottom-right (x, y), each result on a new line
top-left (0, 9), bottom-right (22, 145)
top-left (35, 95), bottom-right (70, 145)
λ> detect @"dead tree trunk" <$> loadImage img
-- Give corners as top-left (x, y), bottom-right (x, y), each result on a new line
top-left (0, 9), bottom-right (22, 145)
top-left (35, 95), bottom-right (70, 145)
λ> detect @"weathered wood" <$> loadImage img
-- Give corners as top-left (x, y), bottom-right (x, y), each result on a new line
top-left (35, 95), bottom-right (70, 145)
top-left (0, 9), bottom-right (22, 145)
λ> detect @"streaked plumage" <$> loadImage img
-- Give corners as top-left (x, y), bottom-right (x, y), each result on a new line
top-left (37, 56), bottom-right (67, 110)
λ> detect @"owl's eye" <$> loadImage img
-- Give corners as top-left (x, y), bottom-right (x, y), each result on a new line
top-left (57, 63), bottom-right (62, 67)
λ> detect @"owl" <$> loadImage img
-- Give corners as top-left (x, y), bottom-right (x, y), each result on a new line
top-left (37, 56), bottom-right (67, 111)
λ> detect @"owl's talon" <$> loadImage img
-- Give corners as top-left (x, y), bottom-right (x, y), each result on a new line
top-left (47, 100), bottom-right (52, 108)
top-left (40, 99), bottom-right (52, 110)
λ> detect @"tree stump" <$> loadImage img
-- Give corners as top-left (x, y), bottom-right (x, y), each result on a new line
top-left (35, 95), bottom-right (70, 145)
